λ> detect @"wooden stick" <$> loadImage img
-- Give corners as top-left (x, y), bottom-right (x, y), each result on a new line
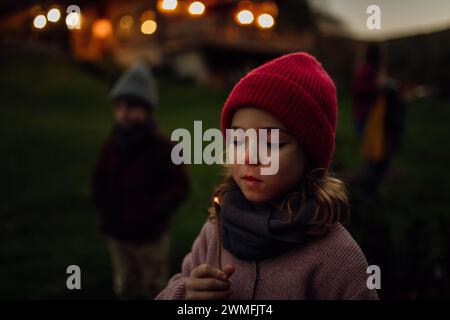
top-left (213, 196), bottom-right (222, 270)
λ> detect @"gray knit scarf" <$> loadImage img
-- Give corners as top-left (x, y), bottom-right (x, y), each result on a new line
top-left (221, 187), bottom-right (315, 261)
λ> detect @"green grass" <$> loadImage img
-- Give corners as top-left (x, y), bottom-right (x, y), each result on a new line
top-left (0, 51), bottom-right (449, 299)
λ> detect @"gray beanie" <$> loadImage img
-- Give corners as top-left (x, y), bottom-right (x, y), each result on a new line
top-left (110, 62), bottom-right (158, 109)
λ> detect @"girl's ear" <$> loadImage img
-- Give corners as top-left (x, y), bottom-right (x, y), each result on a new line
top-left (308, 167), bottom-right (326, 178)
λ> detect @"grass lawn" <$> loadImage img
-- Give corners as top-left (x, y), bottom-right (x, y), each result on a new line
top-left (0, 51), bottom-right (449, 299)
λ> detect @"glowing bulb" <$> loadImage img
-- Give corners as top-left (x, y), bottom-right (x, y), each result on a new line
top-left (66, 12), bottom-right (80, 28)
top-left (188, 2), bottom-right (205, 16)
top-left (33, 15), bottom-right (47, 29)
top-left (92, 19), bottom-right (112, 39)
top-left (120, 15), bottom-right (134, 29)
top-left (257, 13), bottom-right (275, 29)
top-left (236, 10), bottom-right (254, 25)
top-left (159, 0), bottom-right (177, 11)
top-left (47, 8), bottom-right (61, 23)
top-left (141, 20), bottom-right (157, 35)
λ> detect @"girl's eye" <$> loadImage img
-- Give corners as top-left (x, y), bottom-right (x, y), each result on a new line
top-left (232, 139), bottom-right (286, 148)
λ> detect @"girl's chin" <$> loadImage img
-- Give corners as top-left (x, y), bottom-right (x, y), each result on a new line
top-left (240, 189), bottom-right (271, 204)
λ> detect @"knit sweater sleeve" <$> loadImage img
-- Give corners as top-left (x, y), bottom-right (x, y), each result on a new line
top-left (155, 220), bottom-right (212, 300)
top-left (311, 225), bottom-right (379, 300)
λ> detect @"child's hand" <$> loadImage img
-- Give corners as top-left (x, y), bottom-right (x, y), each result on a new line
top-left (186, 264), bottom-right (235, 300)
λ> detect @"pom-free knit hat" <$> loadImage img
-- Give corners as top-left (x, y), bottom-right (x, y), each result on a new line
top-left (221, 52), bottom-right (337, 170)
top-left (110, 62), bottom-right (158, 109)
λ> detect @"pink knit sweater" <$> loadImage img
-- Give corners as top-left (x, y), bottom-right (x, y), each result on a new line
top-left (156, 219), bottom-right (379, 300)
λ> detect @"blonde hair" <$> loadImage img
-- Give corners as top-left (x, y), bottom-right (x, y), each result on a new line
top-left (209, 167), bottom-right (350, 238)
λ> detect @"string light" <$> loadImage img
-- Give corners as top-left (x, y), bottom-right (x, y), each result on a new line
top-left (256, 13), bottom-right (275, 29)
top-left (235, 9), bottom-right (254, 25)
top-left (66, 11), bottom-right (80, 29)
top-left (33, 14), bottom-right (47, 29)
top-left (158, 0), bottom-right (178, 12)
top-left (92, 19), bottom-right (112, 39)
top-left (141, 20), bottom-right (157, 35)
top-left (119, 15), bottom-right (134, 29)
top-left (47, 8), bottom-right (61, 23)
top-left (188, 1), bottom-right (206, 16)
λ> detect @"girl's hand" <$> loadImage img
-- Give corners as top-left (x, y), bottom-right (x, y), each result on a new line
top-left (186, 264), bottom-right (235, 300)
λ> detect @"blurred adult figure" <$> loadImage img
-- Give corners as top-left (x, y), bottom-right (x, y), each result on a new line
top-left (351, 43), bottom-right (405, 201)
top-left (351, 43), bottom-right (383, 137)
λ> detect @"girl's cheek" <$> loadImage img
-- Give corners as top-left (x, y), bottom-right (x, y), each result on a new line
top-left (275, 149), bottom-right (305, 187)
top-left (230, 163), bottom-right (239, 175)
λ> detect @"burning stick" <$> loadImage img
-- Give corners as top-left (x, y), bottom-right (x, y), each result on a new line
top-left (213, 196), bottom-right (223, 270)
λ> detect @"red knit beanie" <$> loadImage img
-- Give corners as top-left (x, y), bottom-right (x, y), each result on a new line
top-left (221, 52), bottom-right (337, 170)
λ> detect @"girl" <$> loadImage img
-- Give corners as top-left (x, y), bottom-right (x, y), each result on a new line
top-left (156, 53), bottom-right (379, 300)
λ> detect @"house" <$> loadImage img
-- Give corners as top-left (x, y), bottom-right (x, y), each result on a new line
top-left (0, 1), bottom-right (318, 85)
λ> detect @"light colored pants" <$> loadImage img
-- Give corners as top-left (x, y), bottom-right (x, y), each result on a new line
top-left (108, 231), bottom-right (170, 299)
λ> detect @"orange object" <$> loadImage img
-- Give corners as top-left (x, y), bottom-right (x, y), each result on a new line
top-left (361, 94), bottom-right (386, 161)
top-left (92, 19), bottom-right (112, 39)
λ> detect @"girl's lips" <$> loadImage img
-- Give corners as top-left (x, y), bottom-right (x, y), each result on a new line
top-left (241, 175), bottom-right (262, 182)
top-left (241, 175), bottom-right (263, 189)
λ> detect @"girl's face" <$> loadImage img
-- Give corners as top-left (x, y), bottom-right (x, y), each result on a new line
top-left (229, 108), bottom-right (308, 206)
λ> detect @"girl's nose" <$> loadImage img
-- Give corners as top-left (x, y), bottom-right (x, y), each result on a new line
top-left (244, 138), bottom-right (260, 166)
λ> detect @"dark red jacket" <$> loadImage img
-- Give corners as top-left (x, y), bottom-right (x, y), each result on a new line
top-left (92, 130), bottom-right (190, 243)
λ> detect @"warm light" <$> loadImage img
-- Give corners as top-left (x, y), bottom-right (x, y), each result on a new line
top-left (33, 14), bottom-right (47, 29)
top-left (259, 2), bottom-right (278, 17)
top-left (92, 19), bottom-right (112, 39)
top-left (141, 20), bottom-right (157, 35)
top-left (140, 10), bottom-right (156, 22)
top-left (188, 1), bottom-right (205, 16)
top-left (236, 10), bottom-right (254, 25)
top-left (120, 15), bottom-right (134, 29)
top-left (47, 8), bottom-right (61, 23)
top-left (257, 13), bottom-right (275, 29)
top-left (214, 196), bottom-right (219, 204)
top-left (66, 12), bottom-right (80, 28)
top-left (158, 0), bottom-right (178, 12)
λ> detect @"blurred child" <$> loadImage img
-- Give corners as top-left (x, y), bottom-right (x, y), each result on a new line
top-left (92, 62), bottom-right (190, 299)
top-left (156, 53), bottom-right (378, 300)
